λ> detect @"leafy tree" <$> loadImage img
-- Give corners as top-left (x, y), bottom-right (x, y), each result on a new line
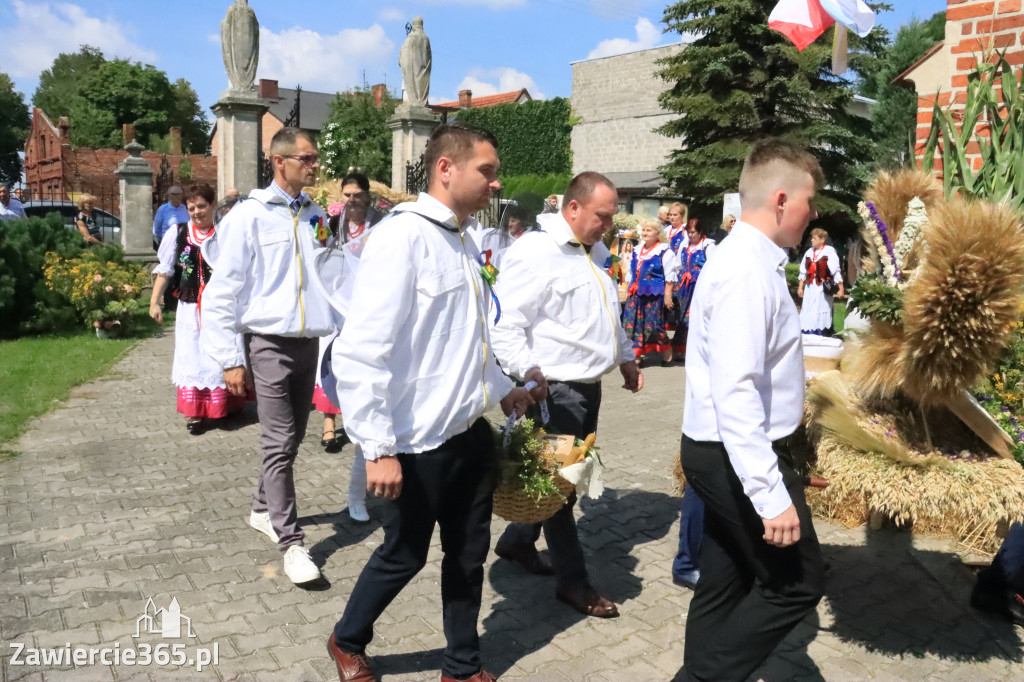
top-left (658, 0), bottom-right (890, 234)
top-left (858, 12), bottom-right (945, 168)
top-left (455, 98), bottom-right (573, 177)
top-left (34, 49), bottom-right (209, 152)
top-left (32, 45), bottom-right (105, 122)
top-left (0, 73), bottom-right (31, 185)
top-left (318, 87), bottom-right (398, 182)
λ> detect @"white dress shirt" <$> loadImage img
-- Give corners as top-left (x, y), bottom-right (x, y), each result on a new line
top-left (199, 183), bottom-right (333, 370)
top-left (682, 221), bottom-right (804, 519)
top-left (490, 212), bottom-right (634, 383)
top-left (333, 193), bottom-right (514, 460)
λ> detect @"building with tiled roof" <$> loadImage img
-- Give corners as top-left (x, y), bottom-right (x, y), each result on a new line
top-left (434, 88), bottom-right (532, 111)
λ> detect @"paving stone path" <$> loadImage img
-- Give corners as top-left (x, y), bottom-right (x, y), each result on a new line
top-left (2, 330), bottom-right (1024, 681)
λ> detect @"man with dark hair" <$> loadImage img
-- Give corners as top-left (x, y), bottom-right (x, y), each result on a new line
top-left (0, 185), bottom-right (26, 221)
top-left (201, 126), bottom-right (332, 586)
top-left (678, 138), bottom-right (825, 681)
top-left (490, 171), bottom-right (642, 619)
top-left (326, 123), bottom-right (534, 682)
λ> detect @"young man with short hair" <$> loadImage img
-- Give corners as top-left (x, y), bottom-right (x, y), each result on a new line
top-left (679, 138), bottom-right (826, 681)
top-left (326, 123), bottom-right (533, 682)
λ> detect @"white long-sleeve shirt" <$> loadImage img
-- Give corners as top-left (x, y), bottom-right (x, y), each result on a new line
top-left (490, 212), bottom-right (634, 382)
top-left (682, 221), bottom-right (804, 519)
top-left (333, 193), bottom-right (514, 460)
top-left (199, 184), bottom-right (333, 370)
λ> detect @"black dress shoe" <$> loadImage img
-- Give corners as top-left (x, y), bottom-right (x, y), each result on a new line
top-left (186, 418), bottom-right (206, 435)
top-left (494, 543), bottom-right (553, 576)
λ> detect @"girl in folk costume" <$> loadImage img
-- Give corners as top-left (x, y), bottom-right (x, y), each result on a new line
top-left (312, 172), bottom-right (382, 523)
top-left (149, 183), bottom-right (250, 434)
top-left (797, 227), bottom-right (845, 335)
top-left (622, 218), bottom-right (681, 367)
top-left (670, 218), bottom-right (716, 357)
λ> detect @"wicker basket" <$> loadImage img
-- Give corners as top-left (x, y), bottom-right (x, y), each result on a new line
top-left (493, 434), bottom-right (578, 524)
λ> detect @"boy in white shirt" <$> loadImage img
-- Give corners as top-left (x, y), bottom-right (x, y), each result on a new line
top-left (679, 138), bottom-right (826, 681)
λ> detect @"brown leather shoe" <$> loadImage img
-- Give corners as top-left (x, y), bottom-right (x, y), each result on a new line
top-left (327, 633), bottom-right (378, 681)
top-left (494, 542), bottom-right (553, 576)
top-left (556, 585), bottom-right (619, 618)
top-left (441, 670), bottom-right (498, 682)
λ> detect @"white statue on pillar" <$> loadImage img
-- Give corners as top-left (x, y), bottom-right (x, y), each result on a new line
top-left (221, 0), bottom-right (259, 93)
top-left (399, 17), bottom-right (431, 107)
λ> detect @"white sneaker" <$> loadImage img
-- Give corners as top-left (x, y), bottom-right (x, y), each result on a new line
top-left (283, 545), bottom-right (321, 584)
top-left (249, 510), bottom-right (279, 543)
top-left (348, 501), bottom-right (370, 523)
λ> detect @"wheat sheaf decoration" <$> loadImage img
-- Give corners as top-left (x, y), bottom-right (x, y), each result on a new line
top-left (861, 169), bottom-right (943, 276)
top-left (901, 201), bottom-right (1024, 404)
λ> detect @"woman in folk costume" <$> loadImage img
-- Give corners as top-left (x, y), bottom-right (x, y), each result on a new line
top-left (666, 202), bottom-right (688, 254)
top-left (477, 204), bottom-right (531, 269)
top-left (149, 183), bottom-right (250, 434)
top-left (312, 172), bottom-right (382, 523)
top-left (622, 217), bottom-right (681, 367)
top-left (670, 218), bottom-right (716, 357)
top-left (797, 227), bottom-right (845, 335)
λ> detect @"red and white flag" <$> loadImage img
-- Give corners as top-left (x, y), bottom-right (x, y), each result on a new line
top-left (768, 0), bottom-right (835, 51)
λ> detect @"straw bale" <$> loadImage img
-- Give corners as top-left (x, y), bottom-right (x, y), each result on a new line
top-left (864, 169), bottom-right (943, 242)
top-left (841, 323), bottom-right (907, 400)
top-left (901, 201), bottom-right (1024, 403)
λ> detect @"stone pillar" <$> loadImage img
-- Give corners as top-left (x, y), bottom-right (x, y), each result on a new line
top-left (387, 104), bottom-right (438, 192)
top-left (211, 92), bottom-right (268, 200)
top-left (115, 140), bottom-right (155, 262)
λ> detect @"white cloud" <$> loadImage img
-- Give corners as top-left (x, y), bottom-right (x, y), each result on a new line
top-left (448, 67), bottom-right (544, 101)
top-left (587, 17), bottom-right (663, 59)
top-left (378, 8), bottom-right (405, 22)
top-left (0, 1), bottom-right (157, 81)
top-left (258, 24), bottom-right (394, 94)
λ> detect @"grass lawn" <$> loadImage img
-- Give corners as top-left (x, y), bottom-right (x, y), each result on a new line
top-left (0, 312), bottom-right (166, 450)
top-left (834, 299), bottom-right (847, 333)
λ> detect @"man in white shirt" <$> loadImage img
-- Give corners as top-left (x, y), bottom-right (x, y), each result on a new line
top-left (0, 185), bottom-right (27, 220)
top-left (200, 127), bottom-right (333, 586)
top-left (679, 138), bottom-right (826, 682)
top-left (489, 172), bottom-right (641, 619)
top-left (326, 123), bottom-right (533, 682)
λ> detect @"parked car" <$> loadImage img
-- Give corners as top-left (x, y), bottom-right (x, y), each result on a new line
top-left (22, 200), bottom-right (122, 244)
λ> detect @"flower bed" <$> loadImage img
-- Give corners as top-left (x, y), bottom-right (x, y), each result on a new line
top-left (43, 249), bottom-right (149, 336)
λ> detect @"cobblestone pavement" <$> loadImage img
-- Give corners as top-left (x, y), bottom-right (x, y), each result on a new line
top-left (2, 330), bottom-right (1024, 681)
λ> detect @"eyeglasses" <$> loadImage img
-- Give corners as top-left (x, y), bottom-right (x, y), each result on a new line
top-left (280, 154), bottom-right (320, 167)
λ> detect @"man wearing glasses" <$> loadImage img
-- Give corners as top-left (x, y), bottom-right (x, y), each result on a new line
top-left (201, 127), bottom-right (333, 586)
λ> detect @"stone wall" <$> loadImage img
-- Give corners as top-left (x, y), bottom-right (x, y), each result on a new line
top-left (570, 43), bottom-right (683, 175)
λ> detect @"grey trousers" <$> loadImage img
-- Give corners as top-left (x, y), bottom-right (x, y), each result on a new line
top-left (497, 380), bottom-right (602, 588)
top-left (246, 334), bottom-right (318, 551)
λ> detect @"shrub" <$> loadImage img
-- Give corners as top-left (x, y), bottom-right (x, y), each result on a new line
top-left (43, 248), bottom-right (149, 336)
top-left (456, 98), bottom-right (573, 176)
top-left (0, 214), bottom-right (84, 338)
top-left (500, 173), bottom-right (573, 198)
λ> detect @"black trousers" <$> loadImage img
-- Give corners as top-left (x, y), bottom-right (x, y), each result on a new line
top-left (333, 418), bottom-right (496, 679)
top-left (680, 435), bottom-right (824, 682)
top-left (497, 380), bottom-right (601, 588)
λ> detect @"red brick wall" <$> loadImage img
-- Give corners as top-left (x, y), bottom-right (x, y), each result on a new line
top-left (914, 0), bottom-right (1023, 170)
top-left (23, 108), bottom-right (218, 216)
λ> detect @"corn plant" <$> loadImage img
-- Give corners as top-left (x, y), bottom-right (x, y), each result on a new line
top-left (920, 51), bottom-right (1024, 212)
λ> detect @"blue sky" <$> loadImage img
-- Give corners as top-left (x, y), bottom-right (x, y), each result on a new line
top-left (0, 0), bottom-right (947, 115)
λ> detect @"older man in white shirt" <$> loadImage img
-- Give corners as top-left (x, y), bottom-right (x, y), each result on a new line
top-left (490, 172), bottom-right (642, 619)
top-left (678, 139), bottom-right (826, 682)
top-left (326, 123), bottom-right (533, 682)
top-left (201, 127), bottom-right (332, 587)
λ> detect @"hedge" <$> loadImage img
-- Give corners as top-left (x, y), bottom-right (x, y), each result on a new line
top-left (455, 98), bottom-right (573, 177)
